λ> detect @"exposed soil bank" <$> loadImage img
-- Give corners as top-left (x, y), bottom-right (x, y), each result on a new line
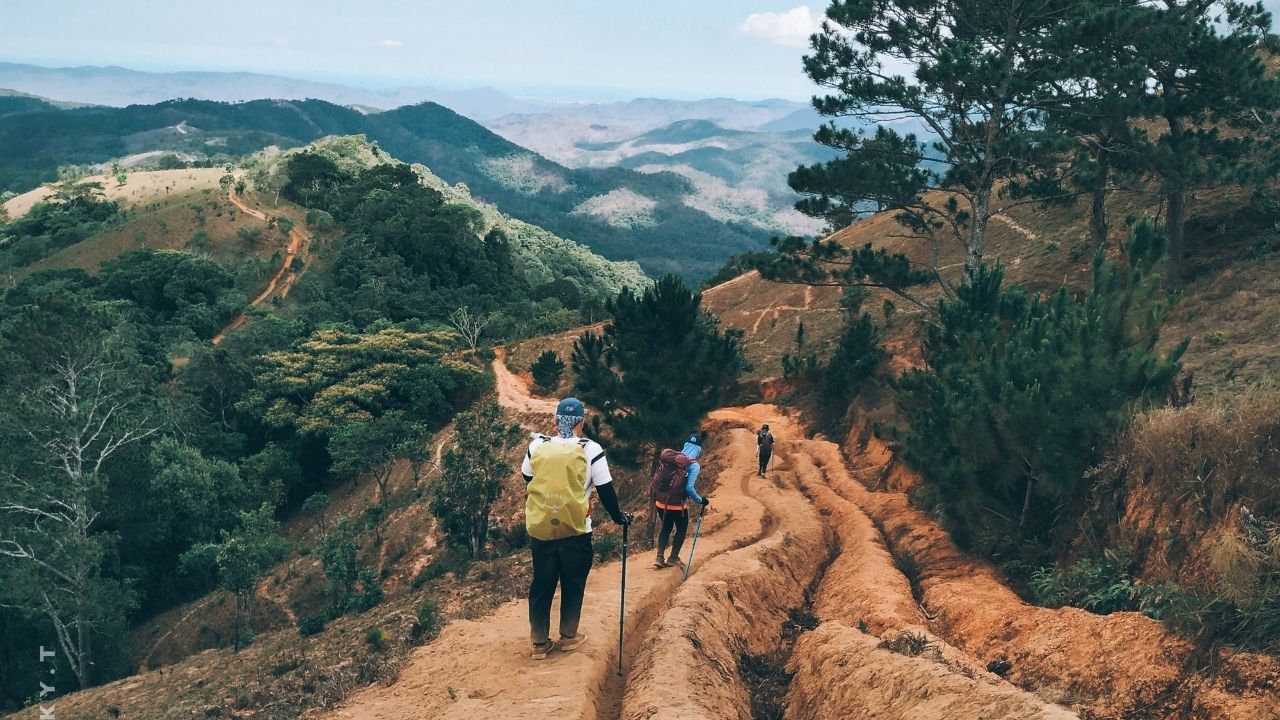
top-left (835, 431), bottom-right (1280, 720)
top-left (620, 414), bottom-right (831, 720)
top-left (767, 414), bottom-right (1075, 719)
top-left (788, 623), bottom-right (1075, 720)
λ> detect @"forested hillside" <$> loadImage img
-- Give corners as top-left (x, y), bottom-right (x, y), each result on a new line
top-left (0, 135), bottom-right (647, 707)
top-left (0, 96), bottom-right (769, 278)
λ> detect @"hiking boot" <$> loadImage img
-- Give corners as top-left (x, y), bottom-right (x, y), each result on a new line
top-left (667, 555), bottom-right (686, 570)
top-left (556, 632), bottom-right (587, 652)
top-left (654, 549), bottom-right (669, 568)
top-left (531, 640), bottom-right (554, 660)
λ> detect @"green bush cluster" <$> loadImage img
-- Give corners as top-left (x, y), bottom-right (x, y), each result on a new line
top-left (896, 222), bottom-right (1185, 564)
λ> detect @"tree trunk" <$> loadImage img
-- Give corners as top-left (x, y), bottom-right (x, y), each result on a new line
top-left (234, 594), bottom-right (244, 652)
top-left (1164, 105), bottom-right (1187, 282)
top-left (76, 609), bottom-right (90, 689)
top-left (966, 195), bottom-right (990, 273)
top-left (1090, 152), bottom-right (1110, 250)
top-left (1166, 189), bottom-right (1186, 282)
top-left (1019, 474), bottom-right (1034, 539)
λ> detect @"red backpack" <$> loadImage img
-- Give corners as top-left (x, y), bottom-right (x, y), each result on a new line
top-left (649, 448), bottom-right (693, 505)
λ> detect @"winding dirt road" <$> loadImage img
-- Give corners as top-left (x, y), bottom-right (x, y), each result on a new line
top-left (319, 358), bottom-right (1280, 720)
top-left (210, 191), bottom-right (311, 345)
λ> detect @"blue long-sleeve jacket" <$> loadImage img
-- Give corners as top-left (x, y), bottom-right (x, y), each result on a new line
top-left (681, 440), bottom-right (705, 505)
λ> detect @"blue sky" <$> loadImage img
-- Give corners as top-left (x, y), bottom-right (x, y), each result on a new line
top-left (1, 1), bottom-right (831, 101)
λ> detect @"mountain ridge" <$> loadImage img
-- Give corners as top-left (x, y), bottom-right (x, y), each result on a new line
top-left (0, 96), bottom-right (771, 277)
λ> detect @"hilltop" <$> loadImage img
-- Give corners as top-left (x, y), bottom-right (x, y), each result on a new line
top-left (0, 95), bottom-right (771, 278)
top-left (704, 186), bottom-right (1280, 392)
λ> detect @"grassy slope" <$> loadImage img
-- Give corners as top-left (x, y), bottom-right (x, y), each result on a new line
top-left (704, 185), bottom-right (1280, 394)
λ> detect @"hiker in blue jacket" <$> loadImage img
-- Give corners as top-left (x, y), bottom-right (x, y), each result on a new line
top-left (653, 434), bottom-right (709, 569)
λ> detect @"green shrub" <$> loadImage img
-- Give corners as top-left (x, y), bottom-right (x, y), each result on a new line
top-left (593, 533), bottom-right (622, 562)
top-left (879, 631), bottom-right (931, 656)
top-left (1202, 330), bottom-right (1228, 347)
top-left (298, 614), bottom-right (327, 637)
top-left (1026, 556), bottom-right (1141, 615)
top-left (413, 598), bottom-right (440, 639)
top-left (365, 627), bottom-right (390, 651)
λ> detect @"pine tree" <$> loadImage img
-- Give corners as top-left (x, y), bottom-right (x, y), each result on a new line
top-left (1134, 1), bottom-right (1278, 280)
top-left (793, 0), bottom-right (1074, 277)
top-left (819, 314), bottom-right (886, 430)
top-left (894, 220), bottom-right (1186, 561)
top-left (530, 350), bottom-right (566, 393)
top-left (571, 275), bottom-right (743, 463)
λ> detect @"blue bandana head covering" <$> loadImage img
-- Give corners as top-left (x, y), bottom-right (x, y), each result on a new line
top-left (553, 398), bottom-right (585, 438)
top-left (555, 414), bottom-right (582, 438)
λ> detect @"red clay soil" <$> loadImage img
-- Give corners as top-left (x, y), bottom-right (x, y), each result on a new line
top-left (319, 413), bottom-right (774, 719)
top-left (833, 429), bottom-right (1280, 720)
top-left (211, 191), bottom-right (311, 345)
top-left (492, 347), bottom-right (559, 415)
top-left (619, 409), bottom-right (831, 720)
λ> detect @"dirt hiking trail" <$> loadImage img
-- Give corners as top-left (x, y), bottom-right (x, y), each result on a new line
top-left (211, 191), bottom-right (311, 345)
top-left (319, 358), bottom-right (1279, 719)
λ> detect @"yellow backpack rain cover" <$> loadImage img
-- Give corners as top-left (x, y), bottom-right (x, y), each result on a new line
top-left (526, 436), bottom-right (591, 541)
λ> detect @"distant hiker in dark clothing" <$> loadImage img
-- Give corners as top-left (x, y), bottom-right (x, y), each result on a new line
top-left (757, 424), bottom-right (775, 475)
top-left (650, 434), bottom-right (709, 569)
top-left (522, 397), bottom-right (630, 660)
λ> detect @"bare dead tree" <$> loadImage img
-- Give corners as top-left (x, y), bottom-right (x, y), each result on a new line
top-left (0, 349), bottom-right (159, 689)
top-left (448, 306), bottom-right (490, 352)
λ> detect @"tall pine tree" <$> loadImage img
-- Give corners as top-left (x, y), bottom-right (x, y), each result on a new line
top-left (792, 0), bottom-right (1075, 278)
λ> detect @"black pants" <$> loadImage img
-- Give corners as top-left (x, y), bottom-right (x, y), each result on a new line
top-left (759, 449), bottom-right (772, 474)
top-left (657, 506), bottom-right (689, 557)
top-left (528, 532), bottom-right (593, 645)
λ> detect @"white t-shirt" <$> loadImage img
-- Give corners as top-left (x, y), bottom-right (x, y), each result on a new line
top-left (521, 434), bottom-right (614, 533)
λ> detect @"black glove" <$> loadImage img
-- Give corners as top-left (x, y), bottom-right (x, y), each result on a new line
top-left (699, 497), bottom-right (710, 511)
top-left (618, 512), bottom-right (634, 527)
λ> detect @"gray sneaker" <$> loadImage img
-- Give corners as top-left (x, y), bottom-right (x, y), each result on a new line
top-left (531, 640), bottom-right (553, 660)
top-left (557, 632), bottom-right (588, 652)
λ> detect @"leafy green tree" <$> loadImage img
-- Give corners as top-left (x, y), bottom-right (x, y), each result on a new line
top-left (317, 516), bottom-right (380, 616)
top-left (182, 504), bottom-right (289, 651)
top-left (302, 492), bottom-right (332, 535)
top-left (530, 350), bottom-right (565, 393)
top-left (572, 275), bottom-right (744, 463)
top-left (146, 438), bottom-right (266, 548)
top-left (329, 414), bottom-right (428, 506)
top-left (894, 220), bottom-right (1186, 561)
top-left (429, 401), bottom-right (521, 558)
top-left (318, 517), bottom-right (361, 615)
top-left (238, 326), bottom-right (486, 437)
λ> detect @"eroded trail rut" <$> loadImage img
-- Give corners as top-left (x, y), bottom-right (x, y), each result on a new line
top-left (321, 383), bottom-right (1280, 719)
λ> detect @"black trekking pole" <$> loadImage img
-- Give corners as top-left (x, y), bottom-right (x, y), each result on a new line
top-left (617, 520), bottom-right (628, 676)
top-left (683, 504), bottom-right (705, 581)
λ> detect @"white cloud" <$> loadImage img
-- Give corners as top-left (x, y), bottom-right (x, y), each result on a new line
top-left (378, 39), bottom-right (403, 49)
top-left (739, 6), bottom-right (821, 49)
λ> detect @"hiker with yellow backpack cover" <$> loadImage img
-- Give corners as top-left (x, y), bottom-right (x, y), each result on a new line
top-left (522, 397), bottom-right (631, 660)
